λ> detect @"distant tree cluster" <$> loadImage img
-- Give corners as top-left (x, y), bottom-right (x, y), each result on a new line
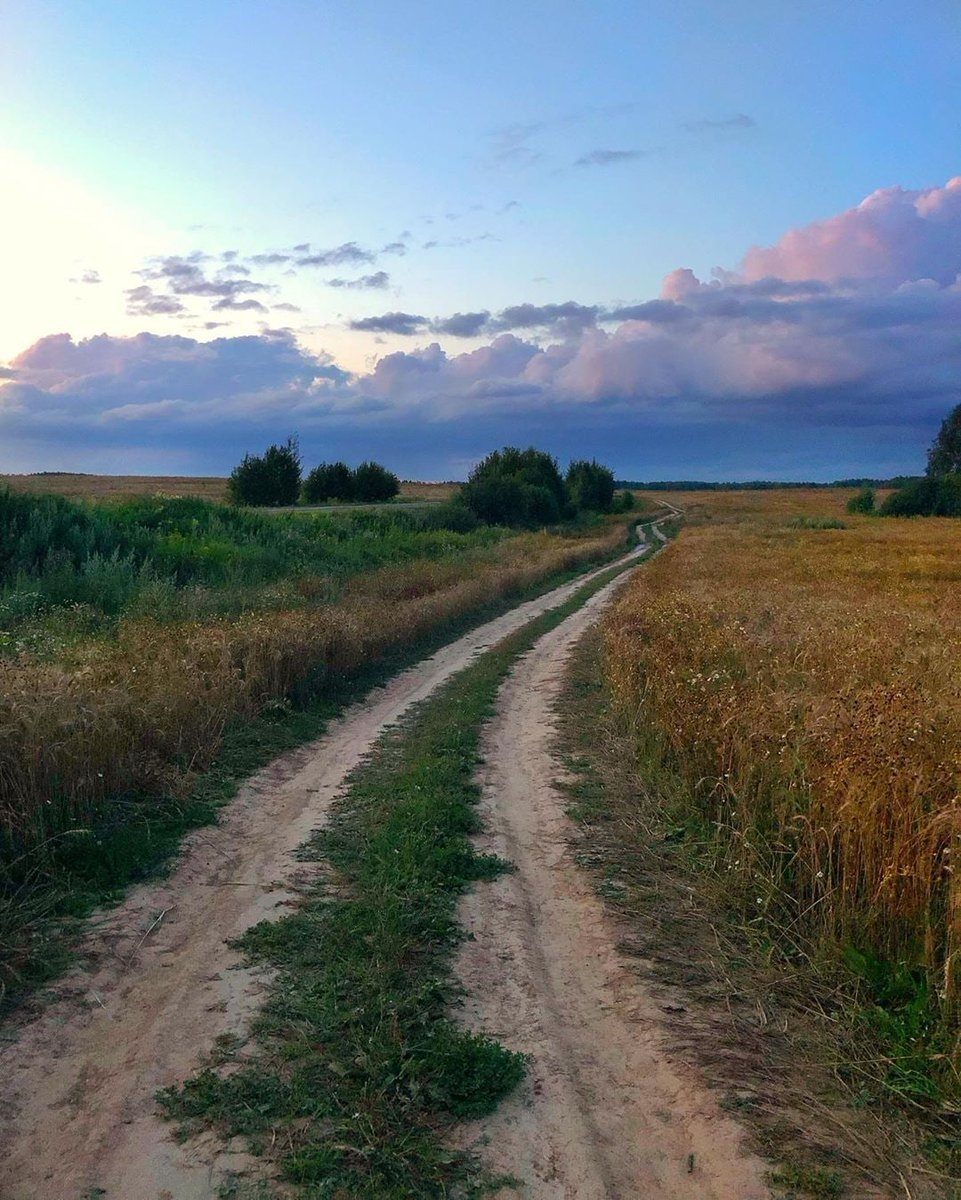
top-left (227, 439), bottom-right (399, 507)
top-left (457, 447), bottom-right (621, 528)
top-left (303, 460), bottom-right (400, 504)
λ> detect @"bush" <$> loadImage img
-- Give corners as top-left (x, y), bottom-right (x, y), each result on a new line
top-left (228, 438), bottom-right (301, 507)
top-left (302, 462), bottom-right (354, 504)
top-left (847, 487), bottom-right (876, 515)
top-left (567, 460), bottom-right (615, 512)
top-left (352, 461), bottom-right (400, 503)
top-left (614, 490), bottom-right (636, 513)
top-left (880, 474), bottom-right (961, 517)
top-left (459, 447), bottom-right (568, 527)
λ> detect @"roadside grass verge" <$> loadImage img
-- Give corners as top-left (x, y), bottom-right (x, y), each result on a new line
top-left (0, 518), bottom-right (640, 1016)
top-left (159, 545), bottom-right (651, 1198)
top-left (557, 628), bottom-right (959, 1199)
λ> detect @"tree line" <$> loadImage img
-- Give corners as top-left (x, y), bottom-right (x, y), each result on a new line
top-left (226, 439), bottom-right (632, 526)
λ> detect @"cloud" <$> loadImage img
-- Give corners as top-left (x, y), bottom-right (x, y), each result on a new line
top-left (740, 176), bottom-right (961, 287)
top-left (430, 311), bottom-right (492, 337)
top-left (327, 271), bottom-right (390, 290)
top-left (575, 149), bottom-right (646, 168)
top-left (348, 311), bottom-right (428, 335)
top-left (71, 269), bottom-right (102, 285)
top-left (682, 113), bottom-right (756, 134)
top-left (140, 255), bottom-right (271, 300)
top-left (492, 301), bottom-right (600, 335)
top-left (212, 297), bottom-right (268, 312)
top-left (6, 177), bottom-right (961, 479)
top-left (381, 241), bottom-right (407, 255)
top-left (125, 285), bottom-right (187, 317)
top-left (296, 242), bottom-right (376, 268)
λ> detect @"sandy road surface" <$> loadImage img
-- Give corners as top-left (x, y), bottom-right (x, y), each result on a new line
top-left (0, 533), bottom-right (652, 1200)
top-left (454, 553), bottom-right (769, 1198)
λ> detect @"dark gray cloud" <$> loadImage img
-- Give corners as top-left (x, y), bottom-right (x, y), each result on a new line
top-left (492, 301), bottom-right (601, 334)
top-left (348, 311), bottom-right (428, 335)
top-left (430, 311), bottom-right (492, 337)
top-left (575, 148), bottom-right (646, 168)
top-left (125, 285), bottom-right (187, 317)
top-left (604, 300), bottom-right (690, 323)
top-left (212, 297), bottom-right (269, 312)
top-left (682, 113), bottom-right (756, 134)
top-left (296, 242), bottom-right (376, 268)
top-left (327, 271), bottom-right (390, 290)
top-left (141, 255), bottom-right (271, 300)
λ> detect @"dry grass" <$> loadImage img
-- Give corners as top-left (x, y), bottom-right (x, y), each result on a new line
top-left (604, 491), bottom-right (961, 1066)
top-left (0, 473), bottom-right (459, 504)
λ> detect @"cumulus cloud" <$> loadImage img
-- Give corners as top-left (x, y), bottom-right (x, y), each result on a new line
top-left (740, 176), bottom-right (961, 287)
top-left (6, 176), bottom-right (961, 476)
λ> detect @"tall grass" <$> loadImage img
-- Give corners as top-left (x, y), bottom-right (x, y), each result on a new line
top-left (604, 492), bottom-right (961, 1088)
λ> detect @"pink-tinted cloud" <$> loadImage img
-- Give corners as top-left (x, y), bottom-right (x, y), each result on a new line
top-left (740, 177), bottom-right (961, 287)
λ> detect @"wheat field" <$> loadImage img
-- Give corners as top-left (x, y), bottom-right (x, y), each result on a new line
top-left (604, 491), bottom-right (961, 1031)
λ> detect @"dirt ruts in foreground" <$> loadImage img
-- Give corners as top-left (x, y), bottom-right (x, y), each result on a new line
top-left (454, 566), bottom-right (769, 1199)
top-left (0, 544), bottom-right (647, 1200)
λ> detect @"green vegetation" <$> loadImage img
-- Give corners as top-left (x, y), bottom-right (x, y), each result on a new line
top-left (880, 403), bottom-right (961, 515)
top-left (927, 399), bottom-right (961, 476)
top-left (458, 445), bottom-right (620, 527)
top-left (353, 459), bottom-right (401, 502)
top-left (845, 486), bottom-right (875, 514)
top-left (566, 459), bottom-right (615, 512)
top-left (228, 438), bottom-right (302, 506)
top-left (459, 445), bottom-right (569, 526)
top-left (301, 460), bottom-right (355, 502)
top-left (0, 488), bottom-right (505, 647)
top-left (879, 472), bottom-right (961, 516)
top-left (161, 545), bottom-right (645, 1198)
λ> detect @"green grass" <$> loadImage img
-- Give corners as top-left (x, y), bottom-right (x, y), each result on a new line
top-left (0, 489), bottom-right (504, 650)
top-left (159, 547), bottom-right (649, 1198)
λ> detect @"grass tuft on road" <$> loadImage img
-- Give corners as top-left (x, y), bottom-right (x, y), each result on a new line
top-left (160, 544), bottom-right (652, 1198)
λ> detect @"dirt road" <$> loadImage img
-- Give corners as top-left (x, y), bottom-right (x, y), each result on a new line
top-left (0, 533), bottom-right (651, 1200)
top-left (454, 559), bottom-right (769, 1198)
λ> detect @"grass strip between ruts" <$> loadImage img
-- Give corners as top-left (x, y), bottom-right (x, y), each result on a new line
top-left (159, 541), bottom-right (656, 1199)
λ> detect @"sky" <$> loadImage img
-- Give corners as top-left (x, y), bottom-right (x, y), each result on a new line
top-left (1, 0), bottom-right (960, 481)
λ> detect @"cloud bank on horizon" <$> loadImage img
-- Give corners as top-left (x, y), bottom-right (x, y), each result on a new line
top-left (4, 177), bottom-right (961, 479)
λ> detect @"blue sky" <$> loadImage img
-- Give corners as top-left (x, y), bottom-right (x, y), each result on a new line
top-left (2, 1), bottom-right (960, 479)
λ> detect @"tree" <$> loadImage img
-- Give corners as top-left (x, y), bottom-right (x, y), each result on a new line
top-left (459, 446), bottom-right (568, 527)
top-left (302, 461), bottom-right (354, 503)
top-left (352, 461), bottom-right (400, 502)
top-left (846, 487), bottom-right (875, 515)
top-left (566, 459), bottom-right (615, 512)
top-left (880, 474), bottom-right (961, 517)
top-left (227, 438), bottom-right (301, 506)
top-left (928, 402), bottom-right (961, 476)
